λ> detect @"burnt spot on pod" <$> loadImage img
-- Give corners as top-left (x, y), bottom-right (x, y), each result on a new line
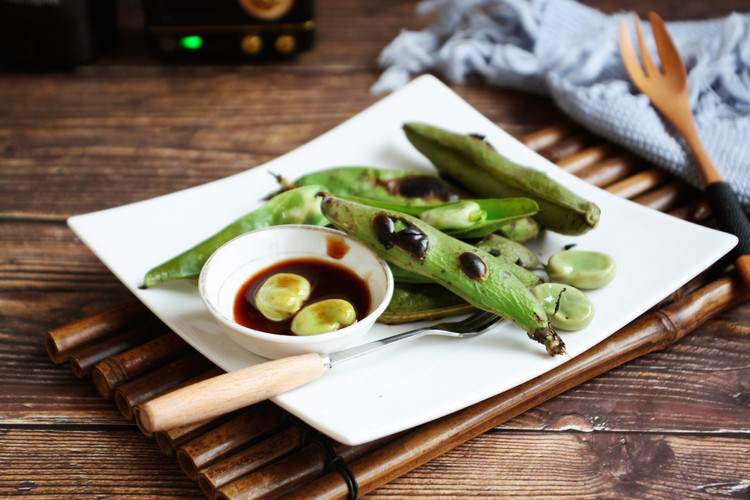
top-left (373, 214), bottom-right (395, 250)
top-left (388, 176), bottom-right (460, 202)
top-left (469, 133), bottom-right (496, 151)
top-left (391, 224), bottom-right (429, 260)
top-left (488, 249), bottom-right (501, 257)
top-left (372, 214), bottom-right (429, 259)
top-left (458, 252), bottom-right (488, 280)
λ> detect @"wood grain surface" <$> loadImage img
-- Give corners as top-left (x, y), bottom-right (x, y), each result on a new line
top-left (1, 0), bottom-right (749, 498)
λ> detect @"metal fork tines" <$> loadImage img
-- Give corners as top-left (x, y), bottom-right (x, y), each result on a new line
top-left (327, 310), bottom-right (501, 367)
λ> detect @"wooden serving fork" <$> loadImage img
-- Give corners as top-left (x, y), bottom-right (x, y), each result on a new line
top-left (619, 12), bottom-right (750, 287)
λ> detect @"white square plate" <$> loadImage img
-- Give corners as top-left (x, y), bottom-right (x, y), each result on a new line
top-left (69, 75), bottom-right (737, 445)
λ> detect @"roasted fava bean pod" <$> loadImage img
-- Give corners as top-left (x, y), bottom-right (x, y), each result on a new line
top-left (319, 192), bottom-right (565, 356)
top-left (379, 283), bottom-right (475, 324)
top-left (403, 122), bottom-right (601, 236)
top-left (291, 166), bottom-right (540, 242)
top-left (389, 252), bottom-right (540, 289)
top-left (292, 166), bottom-right (463, 205)
top-left (342, 196), bottom-right (539, 239)
top-left (141, 186), bottom-right (327, 288)
top-left (475, 234), bottom-right (540, 269)
top-left (496, 215), bottom-right (540, 243)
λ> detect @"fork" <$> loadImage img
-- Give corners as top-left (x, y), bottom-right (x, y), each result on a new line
top-left (138, 310), bottom-right (501, 432)
top-left (619, 12), bottom-right (750, 288)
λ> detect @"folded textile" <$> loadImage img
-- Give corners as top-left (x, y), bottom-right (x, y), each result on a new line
top-left (373, 0), bottom-right (750, 210)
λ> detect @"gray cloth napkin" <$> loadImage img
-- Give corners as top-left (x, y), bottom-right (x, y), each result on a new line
top-left (372, 0), bottom-right (750, 210)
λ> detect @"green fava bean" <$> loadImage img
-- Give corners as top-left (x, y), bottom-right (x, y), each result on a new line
top-left (291, 299), bottom-right (357, 336)
top-left (419, 200), bottom-right (484, 229)
top-left (532, 283), bottom-right (594, 331)
top-left (547, 250), bottom-right (617, 289)
top-left (255, 273), bottom-right (311, 322)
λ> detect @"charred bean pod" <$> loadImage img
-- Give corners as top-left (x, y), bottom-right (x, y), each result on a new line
top-left (347, 196), bottom-right (539, 239)
top-left (293, 166), bottom-right (464, 206)
top-left (380, 283), bottom-right (475, 324)
top-left (403, 122), bottom-right (600, 235)
top-left (496, 216), bottom-right (540, 243)
top-left (319, 192), bottom-right (564, 355)
top-left (293, 165), bottom-right (541, 242)
top-left (390, 253), bottom-right (540, 289)
top-left (475, 234), bottom-right (540, 269)
top-left (142, 186), bottom-right (327, 288)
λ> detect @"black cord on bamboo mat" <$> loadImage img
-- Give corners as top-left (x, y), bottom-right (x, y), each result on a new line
top-left (283, 412), bottom-right (359, 499)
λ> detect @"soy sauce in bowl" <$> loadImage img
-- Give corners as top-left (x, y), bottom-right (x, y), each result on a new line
top-left (234, 258), bottom-right (371, 336)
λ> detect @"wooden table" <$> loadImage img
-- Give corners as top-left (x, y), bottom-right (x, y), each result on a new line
top-left (2, 0), bottom-right (748, 497)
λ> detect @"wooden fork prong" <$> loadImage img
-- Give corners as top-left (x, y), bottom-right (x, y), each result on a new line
top-left (618, 20), bottom-right (647, 89)
top-left (648, 12), bottom-right (688, 80)
top-left (634, 16), bottom-right (661, 78)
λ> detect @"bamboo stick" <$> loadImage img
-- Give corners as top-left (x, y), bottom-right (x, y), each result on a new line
top-left (633, 181), bottom-right (694, 212)
top-left (175, 402), bottom-right (286, 479)
top-left (92, 332), bottom-right (191, 399)
top-left (219, 442), bottom-right (329, 500)
top-left (519, 122), bottom-right (575, 152)
top-left (115, 353), bottom-right (217, 421)
top-left (556, 144), bottom-right (615, 173)
top-left (573, 154), bottom-right (643, 188)
top-left (214, 432), bottom-right (402, 500)
top-left (154, 415), bottom-right (230, 455)
top-left (134, 367), bottom-right (225, 437)
top-left (198, 425), bottom-right (306, 499)
top-left (46, 298), bottom-right (151, 364)
top-left (287, 273), bottom-right (749, 499)
top-left (605, 168), bottom-right (668, 198)
top-left (536, 133), bottom-right (592, 162)
top-left (68, 321), bottom-right (165, 378)
top-left (668, 198), bottom-right (712, 223)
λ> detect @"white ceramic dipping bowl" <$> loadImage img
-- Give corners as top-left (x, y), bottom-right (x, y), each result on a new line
top-left (199, 225), bottom-right (394, 359)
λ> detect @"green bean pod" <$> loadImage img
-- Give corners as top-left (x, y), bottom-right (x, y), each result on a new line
top-left (496, 216), bottom-right (540, 243)
top-left (142, 186), bottom-right (327, 288)
top-left (342, 196), bottom-right (538, 239)
top-left (379, 283), bottom-right (475, 324)
top-left (319, 192), bottom-right (564, 355)
top-left (402, 122), bottom-right (600, 235)
top-left (293, 165), bottom-right (540, 242)
top-left (294, 166), bottom-right (463, 207)
top-left (389, 252), bottom-right (540, 289)
top-left (475, 234), bottom-right (540, 269)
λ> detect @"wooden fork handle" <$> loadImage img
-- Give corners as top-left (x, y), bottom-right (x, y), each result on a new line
top-left (704, 181), bottom-right (750, 289)
top-left (136, 352), bottom-right (327, 433)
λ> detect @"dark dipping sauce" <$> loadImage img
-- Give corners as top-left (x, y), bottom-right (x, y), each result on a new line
top-left (234, 258), bottom-right (372, 336)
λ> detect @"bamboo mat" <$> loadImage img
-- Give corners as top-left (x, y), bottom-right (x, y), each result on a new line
top-left (46, 123), bottom-right (749, 499)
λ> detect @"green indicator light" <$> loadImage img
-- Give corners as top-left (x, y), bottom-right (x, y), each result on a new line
top-left (180, 36), bottom-right (203, 50)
